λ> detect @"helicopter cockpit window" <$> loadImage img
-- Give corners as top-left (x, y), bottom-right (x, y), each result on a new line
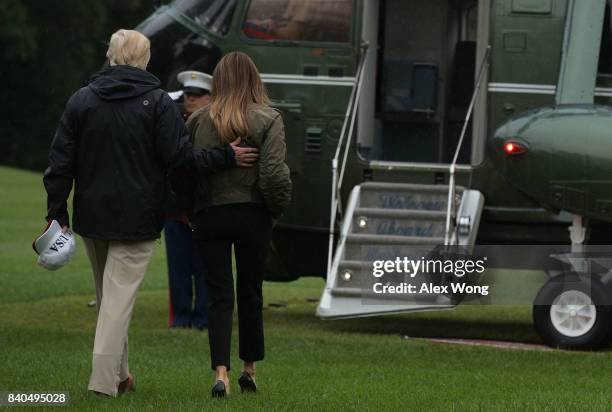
top-left (243, 0), bottom-right (353, 43)
top-left (172, 0), bottom-right (236, 35)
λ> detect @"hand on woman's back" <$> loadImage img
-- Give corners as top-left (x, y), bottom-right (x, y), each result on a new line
top-left (230, 138), bottom-right (259, 167)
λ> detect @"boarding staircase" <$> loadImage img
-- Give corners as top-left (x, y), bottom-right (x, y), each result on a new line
top-left (317, 181), bottom-right (484, 318)
top-left (316, 45), bottom-right (490, 319)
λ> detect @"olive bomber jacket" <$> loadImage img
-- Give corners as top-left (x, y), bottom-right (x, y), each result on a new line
top-left (186, 104), bottom-right (292, 218)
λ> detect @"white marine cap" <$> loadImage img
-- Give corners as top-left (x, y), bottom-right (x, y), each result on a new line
top-left (177, 70), bottom-right (213, 95)
top-left (32, 220), bottom-right (76, 271)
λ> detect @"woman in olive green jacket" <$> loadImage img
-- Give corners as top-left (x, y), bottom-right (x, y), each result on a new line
top-left (187, 52), bottom-right (292, 398)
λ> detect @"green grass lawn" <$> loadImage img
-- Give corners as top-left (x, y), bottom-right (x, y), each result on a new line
top-left (2, 165), bottom-right (612, 411)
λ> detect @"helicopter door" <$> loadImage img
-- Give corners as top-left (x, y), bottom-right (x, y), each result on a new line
top-left (359, 0), bottom-right (480, 164)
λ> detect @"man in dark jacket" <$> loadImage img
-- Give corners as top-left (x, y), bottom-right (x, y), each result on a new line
top-left (43, 29), bottom-right (258, 398)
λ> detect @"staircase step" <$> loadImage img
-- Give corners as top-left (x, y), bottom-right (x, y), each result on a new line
top-left (346, 234), bottom-right (444, 245)
top-left (360, 182), bottom-right (461, 192)
top-left (335, 259), bottom-right (450, 289)
top-left (336, 260), bottom-right (375, 289)
top-left (359, 182), bottom-right (463, 211)
top-left (355, 208), bottom-right (447, 219)
top-left (352, 208), bottom-right (447, 237)
top-left (344, 235), bottom-right (442, 261)
top-left (330, 286), bottom-right (453, 304)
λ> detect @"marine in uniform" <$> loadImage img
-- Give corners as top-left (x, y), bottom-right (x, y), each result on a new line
top-left (165, 70), bottom-right (213, 330)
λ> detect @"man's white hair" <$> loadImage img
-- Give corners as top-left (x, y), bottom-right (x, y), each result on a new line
top-left (106, 29), bottom-right (151, 70)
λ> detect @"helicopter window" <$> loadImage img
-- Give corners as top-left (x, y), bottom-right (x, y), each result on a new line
top-left (243, 0), bottom-right (353, 43)
top-left (172, 0), bottom-right (237, 35)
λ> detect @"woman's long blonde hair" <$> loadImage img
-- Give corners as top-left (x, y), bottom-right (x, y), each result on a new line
top-left (209, 52), bottom-right (269, 143)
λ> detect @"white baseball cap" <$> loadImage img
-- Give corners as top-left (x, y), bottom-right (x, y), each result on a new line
top-left (32, 220), bottom-right (76, 271)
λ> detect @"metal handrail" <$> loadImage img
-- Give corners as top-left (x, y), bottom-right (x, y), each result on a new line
top-left (325, 186), bottom-right (362, 291)
top-left (327, 43), bottom-right (369, 275)
top-left (444, 46), bottom-right (491, 246)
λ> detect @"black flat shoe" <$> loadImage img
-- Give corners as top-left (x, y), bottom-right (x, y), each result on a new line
top-left (238, 371), bottom-right (257, 393)
top-left (211, 380), bottom-right (227, 398)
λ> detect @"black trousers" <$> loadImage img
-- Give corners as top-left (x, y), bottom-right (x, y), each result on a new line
top-left (193, 203), bottom-right (272, 371)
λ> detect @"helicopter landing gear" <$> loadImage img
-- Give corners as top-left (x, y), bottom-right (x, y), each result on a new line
top-left (533, 215), bottom-right (612, 349)
top-left (533, 272), bottom-right (612, 349)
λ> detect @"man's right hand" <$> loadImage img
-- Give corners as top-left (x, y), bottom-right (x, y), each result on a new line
top-left (230, 138), bottom-right (259, 167)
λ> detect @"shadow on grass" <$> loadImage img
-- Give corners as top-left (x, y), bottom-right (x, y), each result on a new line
top-left (326, 316), bottom-right (539, 342)
top-left (265, 302), bottom-right (540, 343)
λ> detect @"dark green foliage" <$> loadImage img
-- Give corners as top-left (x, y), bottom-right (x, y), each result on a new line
top-left (0, 0), bottom-right (161, 170)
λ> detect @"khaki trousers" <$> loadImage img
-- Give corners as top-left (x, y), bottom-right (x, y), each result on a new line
top-left (82, 237), bottom-right (155, 397)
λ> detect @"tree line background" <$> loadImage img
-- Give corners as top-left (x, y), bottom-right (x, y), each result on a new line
top-left (0, 0), bottom-right (169, 171)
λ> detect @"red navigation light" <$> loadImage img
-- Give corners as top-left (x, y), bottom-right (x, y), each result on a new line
top-left (503, 140), bottom-right (527, 156)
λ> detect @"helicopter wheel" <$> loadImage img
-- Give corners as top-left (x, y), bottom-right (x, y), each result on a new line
top-left (533, 272), bottom-right (612, 350)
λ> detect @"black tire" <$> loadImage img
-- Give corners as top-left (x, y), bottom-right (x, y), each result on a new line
top-left (533, 272), bottom-right (612, 350)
